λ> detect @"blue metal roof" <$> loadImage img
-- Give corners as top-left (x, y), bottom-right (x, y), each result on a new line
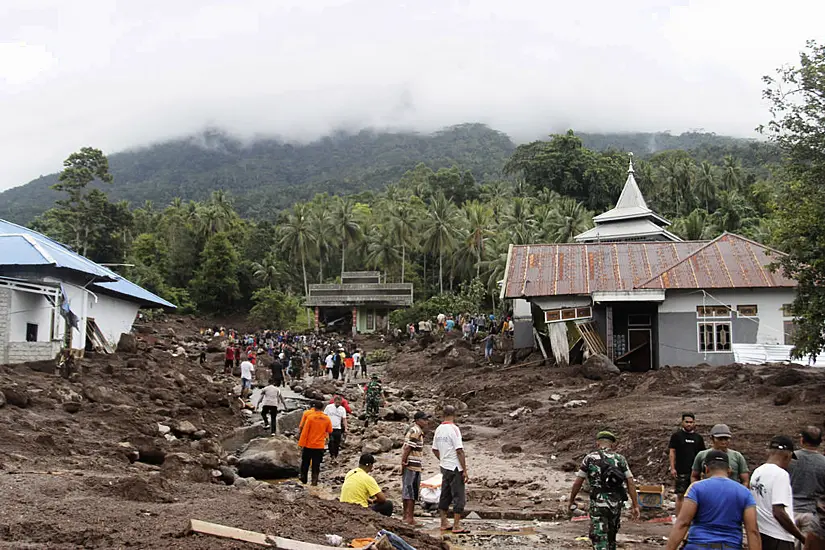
top-left (0, 219), bottom-right (175, 309)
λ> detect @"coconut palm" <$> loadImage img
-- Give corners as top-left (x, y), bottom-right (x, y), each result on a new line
top-left (251, 252), bottom-right (284, 289)
top-left (278, 203), bottom-right (316, 296)
top-left (721, 155), bottom-right (742, 191)
top-left (694, 161), bottom-right (717, 212)
top-left (462, 201), bottom-right (494, 278)
top-left (672, 209), bottom-right (709, 241)
top-left (501, 197), bottom-right (537, 245)
top-left (547, 197), bottom-right (592, 243)
top-left (309, 206), bottom-right (336, 284)
top-left (365, 225), bottom-right (401, 280)
top-left (333, 197), bottom-right (362, 279)
top-left (422, 192), bottom-right (459, 293)
top-left (387, 200), bottom-right (417, 283)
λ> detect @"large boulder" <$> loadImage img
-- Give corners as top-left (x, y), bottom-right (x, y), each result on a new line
top-left (173, 420), bottom-right (198, 437)
top-left (82, 385), bottom-right (131, 405)
top-left (220, 424), bottom-right (270, 453)
top-left (206, 337), bottom-right (226, 353)
top-left (579, 354), bottom-right (620, 381)
top-left (1, 386), bottom-right (30, 408)
top-left (237, 436), bottom-right (301, 479)
top-left (116, 333), bottom-right (138, 353)
top-left (277, 409), bottom-right (306, 435)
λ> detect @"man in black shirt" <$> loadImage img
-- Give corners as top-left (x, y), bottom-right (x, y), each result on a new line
top-left (668, 412), bottom-right (705, 516)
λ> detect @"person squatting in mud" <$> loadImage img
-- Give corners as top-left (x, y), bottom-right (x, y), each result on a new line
top-left (569, 430), bottom-right (641, 550)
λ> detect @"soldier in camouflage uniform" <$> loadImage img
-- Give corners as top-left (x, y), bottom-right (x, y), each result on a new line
top-left (364, 374), bottom-right (383, 427)
top-left (569, 431), bottom-right (642, 550)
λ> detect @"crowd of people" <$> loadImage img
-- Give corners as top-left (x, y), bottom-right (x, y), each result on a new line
top-left (205, 326), bottom-right (825, 548)
top-left (567, 412), bottom-right (825, 550)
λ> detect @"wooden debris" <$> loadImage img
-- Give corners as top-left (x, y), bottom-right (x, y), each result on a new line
top-left (188, 519), bottom-right (341, 549)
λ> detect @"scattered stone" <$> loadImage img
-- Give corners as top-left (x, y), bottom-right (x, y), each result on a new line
top-left (362, 440), bottom-right (382, 455)
top-left (563, 400), bottom-right (588, 409)
top-left (173, 420), bottom-right (198, 437)
top-left (82, 385), bottom-right (130, 405)
top-left (226, 455), bottom-right (239, 466)
top-left (116, 333), bottom-right (138, 353)
top-left (277, 409), bottom-right (305, 435)
top-left (192, 430), bottom-right (207, 440)
top-left (774, 390), bottom-right (793, 406)
top-left (164, 433), bottom-right (178, 442)
top-left (0, 391), bottom-right (6, 408)
top-left (218, 465), bottom-right (236, 485)
top-left (509, 407), bottom-right (528, 418)
top-left (167, 327), bottom-right (177, 338)
top-left (205, 337), bottom-right (225, 353)
top-left (561, 461), bottom-right (578, 472)
top-left (136, 446), bottom-right (166, 465)
top-left (157, 424), bottom-right (171, 435)
top-left (465, 511), bottom-right (482, 520)
top-left (234, 477), bottom-right (249, 488)
top-left (501, 443), bottom-right (523, 454)
top-left (62, 401), bottom-right (82, 414)
top-left (550, 394), bottom-right (562, 402)
top-left (375, 436), bottom-right (394, 453)
top-left (220, 424), bottom-right (270, 452)
top-left (237, 436), bottom-right (301, 479)
top-left (1, 386), bottom-right (30, 408)
top-left (580, 354), bottom-right (620, 380)
top-left (489, 417), bottom-right (504, 427)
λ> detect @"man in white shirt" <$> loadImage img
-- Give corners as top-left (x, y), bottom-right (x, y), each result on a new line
top-left (432, 405), bottom-right (470, 534)
top-left (254, 383), bottom-right (286, 434)
top-left (324, 395), bottom-right (348, 463)
top-left (324, 352), bottom-right (335, 379)
top-left (750, 435), bottom-right (805, 549)
top-left (352, 350), bottom-right (362, 380)
top-left (239, 359), bottom-right (255, 398)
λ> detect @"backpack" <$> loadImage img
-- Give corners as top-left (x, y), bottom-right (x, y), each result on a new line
top-left (597, 450), bottom-right (628, 498)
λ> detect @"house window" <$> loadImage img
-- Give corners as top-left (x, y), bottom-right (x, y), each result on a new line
top-left (783, 320), bottom-right (796, 346)
top-left (781, 304), bottom-right (794, 317)
top-left (697, 306), bottom-right (731, 318)
top-left (628, 314), bottom-right (651, 327)
top-left (26, 323), bottom-right (38, 342)
top-left (366, 310), bottom-right (375, 331)
top-left (545, 306), bottom-right (592, 324)
top-left (698, 322), bottom-right (732, 352)
top-left (737, 305), bottom-right (758, 317)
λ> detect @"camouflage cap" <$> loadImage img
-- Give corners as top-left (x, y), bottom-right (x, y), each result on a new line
top-left (596, 431), bottom-right (617, 442)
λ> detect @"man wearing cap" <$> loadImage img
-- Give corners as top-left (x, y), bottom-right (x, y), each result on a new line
top-left (401, 411), bottom-right (430, 525)
top-left (340, 453), bottom-right (393, 516)
top-left (669, 412), bottom-right (706, 517)
top-left (569, 431), bottom-right (641, 550)
top-left (750, 436), bottom-right (805, 549)
top-left (691, 423), bottom-right (750, 487)
top-left (788, 426), bottom-right (825, 546)
top-left (666, 449), bottom-right (761, 550)
top-left (364, 374), bottom-right (383, 427)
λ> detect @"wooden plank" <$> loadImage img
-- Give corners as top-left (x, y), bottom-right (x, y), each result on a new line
top-left (268, 536), bottom-right (343, 550)
top-left (533, 327), bottom-right (548, 360)
top-left (189, 519), bottom-right (270, 546)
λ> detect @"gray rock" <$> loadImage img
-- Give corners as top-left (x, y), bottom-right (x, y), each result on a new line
top-left (1, 386), bottom-right (30, 408)
top-left (157, 424), bottom-right (171, 435)
top-left (226, 455), bottom-right (240, 466)
top-left (116, 333), bottom-right (138, 353)
top-left (220, 425), bottom-right (270, 452)
top-left (234, 477), bottom-right (250, 488)
top-left (0, 391), bottom-right (5, 408)
top-left (218, 465), bottom-right (236, 485)
top-left (375, 436), bottom-right (393, 453)
top-left (580, 354), bottom-right (620, 381)
top-left (277, 409), bottom-right (306, 435)
top-left (501, 443), bottom-right (523, 454)
top-left (362, 440), bottom-right (382, 455)
top-left (173, 420), bottom-right (198, 437)
top-left (62, 401), bottom-right (82, 414)
top-left (192, 430), bottom-right (207, 440)
top-left (82, 385), bottom-right (131, 405)
top-left (237, 436), bottom-right (301, 479)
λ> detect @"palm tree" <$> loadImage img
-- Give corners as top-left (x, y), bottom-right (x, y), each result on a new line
top-left (480, 234), bottom-right (511, 313)
top-left (422, 192), bottom-right (459, 293)
top-left (278, 203), bottom-right (316, 296)
top-left (365, 225), bottom-right (401, 280)
top-left (333, 197), bottom-right (362, 279)
top-left (672, 209), bottom-right (708, 240)
top-left (501, 197), bottom-right (537, 245)
top-left (387, 200), bottom-right (417, 283)
top-left (713, 190), bottom-right (756, 233)
top-left (462, 201), bottom-right (494, 278)
top-left (694, 161), bottom-right (717, 212)
top-left (721, 155), bottom-right (742, 191)
top-left (309, 206), bottom-right (336, 284)
top-left (251, 252), bottom-right (283, 289)
top-left (547, 197), bottom-right (592, 243)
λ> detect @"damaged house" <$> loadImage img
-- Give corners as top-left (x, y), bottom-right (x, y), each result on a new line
top-left (0, 219), bottom-right (175, 365)
top-left (500, 159), bottom-right (798, 369)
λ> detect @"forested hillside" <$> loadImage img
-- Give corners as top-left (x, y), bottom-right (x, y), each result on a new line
top-left (0, 123), bottom-right (772, 224)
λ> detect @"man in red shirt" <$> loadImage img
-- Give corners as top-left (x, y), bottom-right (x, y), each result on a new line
top-left (298, 401), bottom-right (333, 486)
top-left (224, 346), bottom-right (235, 374)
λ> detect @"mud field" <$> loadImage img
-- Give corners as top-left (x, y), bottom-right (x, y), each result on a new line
top-left (0, 319), bottom-right (823, 549)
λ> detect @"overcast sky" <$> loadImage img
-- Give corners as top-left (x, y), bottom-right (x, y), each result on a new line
top-left (0, 0), bottom-right (822, 192)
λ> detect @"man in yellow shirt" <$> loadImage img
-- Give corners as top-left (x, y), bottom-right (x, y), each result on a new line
top-left (340, 453), bottom-right (393, 516)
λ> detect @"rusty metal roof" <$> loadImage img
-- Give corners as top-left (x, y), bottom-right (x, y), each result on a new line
top-left (637, 233), bottom-right (794, 290)
top-left (502, 233), bottom-right (794, 299)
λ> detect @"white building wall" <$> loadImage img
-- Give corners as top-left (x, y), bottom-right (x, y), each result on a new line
top-left (8, 291), bottom-right (52, 342)
top-left (87, 293), bottom-right (139, 346)
top-left (658, 288), bottom-right (795, 345)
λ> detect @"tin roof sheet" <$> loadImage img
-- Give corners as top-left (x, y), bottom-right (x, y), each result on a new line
top-left (502, 233), bottom-right (794, 299)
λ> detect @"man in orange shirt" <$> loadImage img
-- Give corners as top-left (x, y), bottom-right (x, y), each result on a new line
top-left (298, 401), bottom-right (333, 486)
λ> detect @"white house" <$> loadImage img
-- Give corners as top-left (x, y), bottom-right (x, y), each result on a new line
top-left (0, 219), bottom-right (175, 365)
top-left (500, 158), bottom-right (800, 369)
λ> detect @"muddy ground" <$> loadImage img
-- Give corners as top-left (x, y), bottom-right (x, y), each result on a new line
top-left (0, 319), bottom-right (823, 550)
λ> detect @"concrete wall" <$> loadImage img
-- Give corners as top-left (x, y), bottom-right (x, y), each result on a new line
top-left (658, 288), bottom-right (796, 367)
top-left (87, 293), bottom-right (139, 346)
top-left (8, 291), bottom-right (52, 342)
top-left (0, 288), bottom-right (10, 364)
top-left (6, 341), bottom-right (62, 364)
